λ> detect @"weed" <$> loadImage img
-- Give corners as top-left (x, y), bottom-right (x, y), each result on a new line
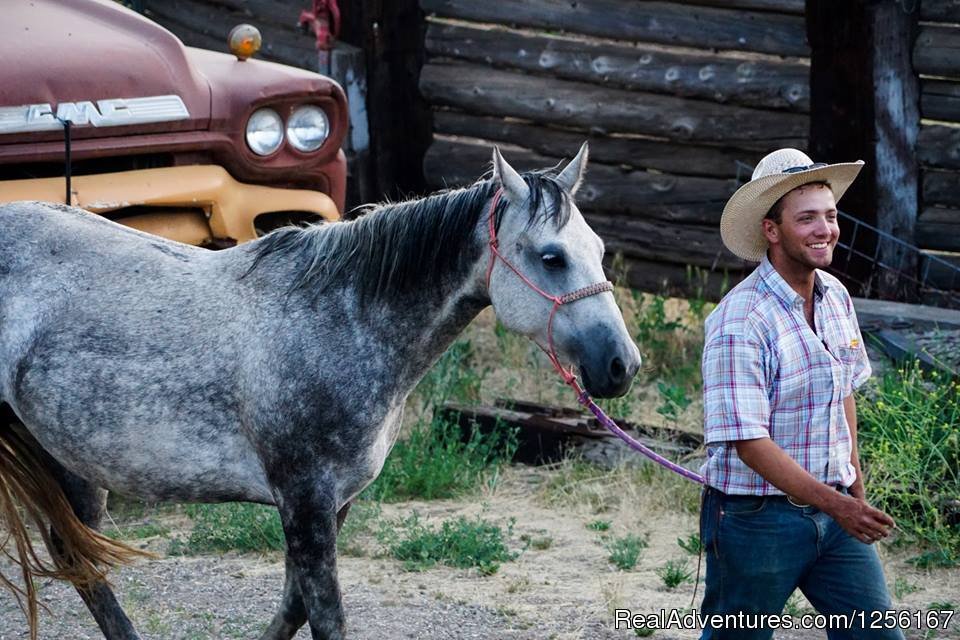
top-left (175, 502), bottom-right (285, 554)
top-left (656, 382), bottom-right (692, 427)
top-left (782, 591), bottom-right (814, 617)
top-left (857, 362), bottom-right (960, 562)
top-left (605, 533), bottom-right (648, 571)
top-left (892, 577), bottom-right (919, 600)
top-left (521, 534), bottom-right (553, 551)
top-left (379, 513), bottom-right (517, 575)
top-left (656, 558), bottom-right (693, 589)
top-left (676, 533), bottom-right (702, 555)
top-left (364, 415), bottom-right (516, 502)
top-left (587, 520), bottom-right (612, 532)
top-left (634, 627), bottom-right (655, 637)
top-left (104, 522), bottom-right (170, 541)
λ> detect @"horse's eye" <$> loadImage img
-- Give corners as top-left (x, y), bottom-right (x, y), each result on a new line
top-left (541, 252), bottom-right (566, 270)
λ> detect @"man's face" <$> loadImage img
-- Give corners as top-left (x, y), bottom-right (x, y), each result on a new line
top-left (764, 184), bottom-right (839, 271)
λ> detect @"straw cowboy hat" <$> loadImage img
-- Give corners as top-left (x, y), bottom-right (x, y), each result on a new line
top-left (720, 148), bottom-right (865, 262)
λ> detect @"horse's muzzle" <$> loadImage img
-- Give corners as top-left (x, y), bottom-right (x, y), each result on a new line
top-left (578, 346), bottom-right (641, 398)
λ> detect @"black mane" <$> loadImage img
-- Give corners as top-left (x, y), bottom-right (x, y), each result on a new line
top-left (245, 170), bottom-right (573, 303)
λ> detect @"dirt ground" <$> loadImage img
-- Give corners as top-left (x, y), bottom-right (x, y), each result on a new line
top-left (1, 464), bottom-right (957, 640)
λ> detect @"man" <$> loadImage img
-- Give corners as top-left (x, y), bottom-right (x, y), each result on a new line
top-left (698, 148), bottom-right (902, 639)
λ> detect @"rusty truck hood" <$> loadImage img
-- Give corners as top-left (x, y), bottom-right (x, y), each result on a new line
top-left (2, 0), bottom-right (210, 143)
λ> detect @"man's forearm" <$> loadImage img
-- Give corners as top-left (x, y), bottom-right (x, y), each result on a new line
top-left (734, 437), bottom-right (847, 512)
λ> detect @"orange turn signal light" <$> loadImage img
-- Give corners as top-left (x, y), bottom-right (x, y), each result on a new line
top-left (228, 24), bottom-right (262, 61)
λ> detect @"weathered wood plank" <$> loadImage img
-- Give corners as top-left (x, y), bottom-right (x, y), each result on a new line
top-left (421, 61), bottom-right (809, 147)
top-left (425, 23), bottom-right (810, 112)
top-left (921, 0), bottom-right (960, 25)
top-left (922, 80), bottom-right (960, 122)
top-left (423, 137), bottom-right (735, 225)
top-left (609, 255), bottom-right (746, 300)
top-left (189, 0), bottom-right (307, 30)
top-left (588, 213), bottom-right (748, 269)
top-left (917, 207), bottom-right (960, 252)
top-left (923, 169), bottom-right (960, 208)
top-left (433, 111), bottom-right (763, 179)
top-left (919, 124), bottom-right (960, 170)
top-left (670, 0), bottom-right (805, 15)
top-left (420, 0), bottom-right (810, 56)
top-left (915, 25), bottom-right (960, 79)
top-left (142, 0), bottom-right (318, 70)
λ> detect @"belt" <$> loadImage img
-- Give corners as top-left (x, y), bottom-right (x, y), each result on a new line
top-left (711, 485), bottom-right (846, 508)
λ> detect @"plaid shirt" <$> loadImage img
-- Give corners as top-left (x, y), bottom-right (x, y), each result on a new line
top-left (699, 255), bottom-right (871, 495)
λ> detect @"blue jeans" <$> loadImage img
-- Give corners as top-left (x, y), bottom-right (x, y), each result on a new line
top-left (699, 487), bottom-right (904, 640)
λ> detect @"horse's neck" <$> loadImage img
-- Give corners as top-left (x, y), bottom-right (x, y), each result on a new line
top-left (367, 243), bottom-right (489, 398)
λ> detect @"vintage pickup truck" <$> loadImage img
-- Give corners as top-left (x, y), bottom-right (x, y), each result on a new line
top-left (0, 0), bottom-right (347, 246)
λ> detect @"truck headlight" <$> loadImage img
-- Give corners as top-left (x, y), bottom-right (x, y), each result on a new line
top-left (246, 108), bottom-right (284, 156)
top-left (286, 105), bottom-right (329, 153)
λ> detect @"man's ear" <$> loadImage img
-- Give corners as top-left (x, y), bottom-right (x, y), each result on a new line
top-left (556, 141), bottom-right (588, 195)
top-left (762, 218), bottom-right (779, 244)
top-left (492, 146), bottom-right (530, 204)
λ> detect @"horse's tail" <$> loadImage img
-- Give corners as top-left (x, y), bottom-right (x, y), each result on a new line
top-left (0, 420), bottom-right (151, 640)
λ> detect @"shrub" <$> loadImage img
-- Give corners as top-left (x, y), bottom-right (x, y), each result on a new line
top-left (857, 362), bottom-right (960, 564)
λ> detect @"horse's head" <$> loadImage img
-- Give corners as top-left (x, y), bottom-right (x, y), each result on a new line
top-left (486, 144), bottom-right (641, 398)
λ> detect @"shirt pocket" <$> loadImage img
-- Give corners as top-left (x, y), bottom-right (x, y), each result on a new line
top-left (835, 345), bottom-right (860, 394)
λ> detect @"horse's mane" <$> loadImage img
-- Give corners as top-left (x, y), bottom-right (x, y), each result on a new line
top-left (244, 170), bottom-right (573, 303)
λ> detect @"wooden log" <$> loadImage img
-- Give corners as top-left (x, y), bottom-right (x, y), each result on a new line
top-left (921, 0), bottom-right (960, 23)
top-left (142, 0), bottom-right (318, 70)
top-left (587, 213), bottom-right (749, 270)
top-left (420, 61), bottom-right (809, 147)
top-left (915, 25), bottom-right (960, 80)
top-left (917, 208), bottom-right (960, 252)
top-left (339, 0), bottom-right (431, 201)
top-left (425, 23), bottom-right (810, 112)
top-left (420, 0), bottom-right (810, 57)
top-left (923, 170), bottom-right (960, 208)
top-left (808, 0), bottom-right (919, 299)
top-left (423, 137), bottom-right (734, 226)
top-left (669, 0), bottom-right (804, 15)
top-left (610, 255), bottom-right (746, 300)
top-left (922, 80), bottom-right (960, 123)
top-left (433, 111), bottom-right (763, 179)
top-left (919, 124), bottom-right (960, 171)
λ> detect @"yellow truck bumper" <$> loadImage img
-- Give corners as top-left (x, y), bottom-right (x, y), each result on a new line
top-left (0, 165), bottom-right (340, 245)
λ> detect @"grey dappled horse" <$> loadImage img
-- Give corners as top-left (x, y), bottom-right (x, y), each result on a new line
top-left (0, 144), bottom-right (640, 640)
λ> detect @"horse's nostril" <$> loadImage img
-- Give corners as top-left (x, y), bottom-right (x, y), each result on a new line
top-left (610, 356), bottom-right (625, 382)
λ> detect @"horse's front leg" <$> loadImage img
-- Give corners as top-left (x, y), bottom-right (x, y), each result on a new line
top-left (261, 502), bottom-right (352, 640)
top-left (271, 473), bottom-right (346, 640)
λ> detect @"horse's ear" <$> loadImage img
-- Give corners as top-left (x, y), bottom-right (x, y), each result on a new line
top-left (492, 147), bottom-right (530, 204)
top-left (556, 141), bottom-right (589, 195)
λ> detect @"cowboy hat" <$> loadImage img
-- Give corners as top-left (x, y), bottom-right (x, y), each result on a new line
top-left (720, 148), bottom-right (865, 262)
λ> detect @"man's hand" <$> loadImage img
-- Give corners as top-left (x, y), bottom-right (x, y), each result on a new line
top-left (829, 495), bottom-right (895, 545)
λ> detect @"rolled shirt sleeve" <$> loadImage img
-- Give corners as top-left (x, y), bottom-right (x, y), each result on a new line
top-left (702, 333), bottom-right (771, 445)
top-left (848, 306), bottom-right (872, 392)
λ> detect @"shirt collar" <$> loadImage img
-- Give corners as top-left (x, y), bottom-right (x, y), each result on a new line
top-left (758, 254), bottom-right (829, 307)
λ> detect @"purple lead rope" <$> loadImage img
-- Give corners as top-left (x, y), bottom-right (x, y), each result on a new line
top-left (576, 390), bottom-right (705, 484)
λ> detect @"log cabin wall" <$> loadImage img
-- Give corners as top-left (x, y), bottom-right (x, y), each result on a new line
top-left (419, 0), bottom-right (813, 298)
top-left (915, 0), bottom-right (960, 296)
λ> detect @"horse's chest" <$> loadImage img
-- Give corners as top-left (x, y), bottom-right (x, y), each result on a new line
top-left (340, 403), bottom-right (404, 502)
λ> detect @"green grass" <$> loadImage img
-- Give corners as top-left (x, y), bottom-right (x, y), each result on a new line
top-left (676, 532), bottom-right (702, 555)
top-left (856, 362), bottom-right (960, 564)
top-left (336, 501), bottom-right (382, 557)
top-left (379, 513), bottom-right (517, 575)
top-left (605, 533), bottom-right (649, 571)
top-left (173, 502), bottom-right (285, 554)
top-left (656, 558), bottom-right (693, 589)
top-left (104, 522), bottom-right (170, 541)
top-left (363, 415), bottom-right (517, 502)
top-left (587, 519), bottom-right (612, 532)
